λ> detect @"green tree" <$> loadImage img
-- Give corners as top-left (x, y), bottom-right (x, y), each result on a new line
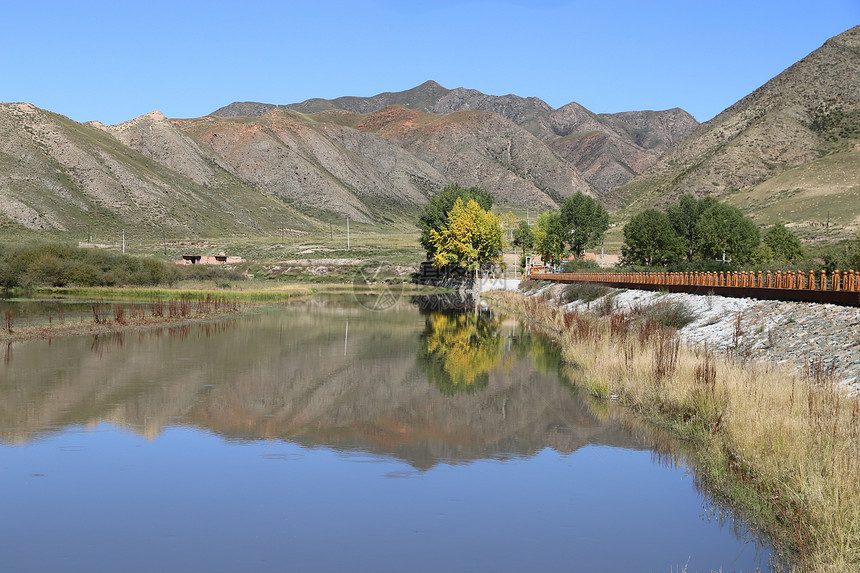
top-left (695, 203), bottom-right (760, 264)
top-left (763, 223), bottom-right (804, 262)
top-left (621, 209), bottom-right (684, 266)
top-left (511, 220), bottom-right (534, 270)
top-left (822, 234), bottom-right (860, 273)
top-left (667, 194), bottom-right (718, 262)
top-left (559, 192), bottom-right (609, 257)
top-left (533, 210), bottom-right (566, 269)
top-left (418, 184), bottom-right (493, 258)
top-left (429, 198), bottom-right (503, 278)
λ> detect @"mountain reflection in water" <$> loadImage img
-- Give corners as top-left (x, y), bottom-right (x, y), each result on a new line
top-left (0, 296), bottom-right (774, 572)
top-left (0, 298), bottom-right (651, 467)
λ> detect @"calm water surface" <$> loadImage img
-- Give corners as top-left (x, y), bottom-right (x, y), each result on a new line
top-left (0, 296), bottom-right (771, 572)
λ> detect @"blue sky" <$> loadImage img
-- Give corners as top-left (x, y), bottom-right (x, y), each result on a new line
top-left (2, 1), bottom-right (857, 125)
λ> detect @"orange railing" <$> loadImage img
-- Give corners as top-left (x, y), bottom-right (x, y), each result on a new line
top-left (528, 270), bottom-right (860, 292)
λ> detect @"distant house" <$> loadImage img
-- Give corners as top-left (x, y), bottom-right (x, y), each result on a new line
top-left (175, 255), bottom-right (245, 266)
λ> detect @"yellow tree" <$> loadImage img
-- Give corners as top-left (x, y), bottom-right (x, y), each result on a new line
top-left (429, 197), bottom-right (503, 279)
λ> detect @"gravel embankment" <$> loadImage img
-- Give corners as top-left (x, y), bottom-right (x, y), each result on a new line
top-left (555, 286), bottom-right (860, 395)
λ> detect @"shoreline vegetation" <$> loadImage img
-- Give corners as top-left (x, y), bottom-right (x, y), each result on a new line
top-left (483, 289), bottom-right (859, 572)
top-left (0, 283), bottom-right (447, 343)
top-left (0, 294), bottom-right (248, 343)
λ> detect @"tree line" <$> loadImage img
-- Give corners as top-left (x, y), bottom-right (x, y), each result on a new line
top-left (418, 185), bottom-right (858, 276)
top-left (419, 184), bottom-right (610, 275)
top-left (620, 195), bottom-right (804, 268)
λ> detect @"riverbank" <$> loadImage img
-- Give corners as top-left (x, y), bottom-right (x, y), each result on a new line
top-left (484, 288), bottom-right (860, 571)
top-left (552, 284), bottom-right (860, 395)
top-left (0, 296), bottom-right (248, 343)
top-left (0, 283), bottom-right (452, 342)
top-left (30, 282), bottom-right (449, 301)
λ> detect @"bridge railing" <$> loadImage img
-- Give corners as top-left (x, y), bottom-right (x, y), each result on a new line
top-left (528, 270), bottom-right (860, 292)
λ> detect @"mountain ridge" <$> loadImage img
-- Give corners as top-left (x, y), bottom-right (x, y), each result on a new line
top-left (0, 102), bottom-right (314, 237)
top-left (212, 81), bottom-right (699, 194)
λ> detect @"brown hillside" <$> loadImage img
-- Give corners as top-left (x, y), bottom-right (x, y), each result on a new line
top-left (178, 109), bottom-right (446, 223)
top-left (612, 26), bottom-right (860, 217)
top-left (213, 82), bottom-right (699, 195)
top-left (344, 106), bottom-right (594, 206)
top-left (0, 103), bottom-right (309, 236)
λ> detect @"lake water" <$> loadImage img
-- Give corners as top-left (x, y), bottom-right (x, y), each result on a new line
top-left (0, 295), bottom-right (771, 572)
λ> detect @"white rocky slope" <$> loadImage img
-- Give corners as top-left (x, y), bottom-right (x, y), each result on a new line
top-left (546, 285), bottom-right (860, 395)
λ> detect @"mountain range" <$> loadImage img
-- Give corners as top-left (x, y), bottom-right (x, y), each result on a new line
top-left (0, 79), bottom-right (699, 236)
top-left (0, 25), bottom-right (857, 239)
top-left (213, 80), bottom-right (698, 197)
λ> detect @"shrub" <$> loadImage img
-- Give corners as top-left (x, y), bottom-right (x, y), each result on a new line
top-left (562, 282), bottom-right (611, 304)
top-left (636, 299), bottom-right (698, 330)
top-left (180, 264), bottom-right (244, 283)
top-left (0, 242), bottom-right (183, 287)
top-left (561, 258), bottom-right (601, 272)
top-left (518, 279), bottom-right (542, 293)
top-left (62, 261), bottom-right (100, 286)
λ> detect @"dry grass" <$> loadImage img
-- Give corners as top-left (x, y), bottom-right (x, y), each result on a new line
top-left (0, 296), bottom-right (244, 343)
top-left (485, 290), bottom-right (860, 571)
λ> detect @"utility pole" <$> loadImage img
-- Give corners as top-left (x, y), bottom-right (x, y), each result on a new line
top-left (122, 230), bottom-right (125, 254)
top-left (163, 227), bottom-right (167, 255)
top-left (330, 222), bottom-right (333, 240)
top-left (347, 216), bottom-right (350, 250)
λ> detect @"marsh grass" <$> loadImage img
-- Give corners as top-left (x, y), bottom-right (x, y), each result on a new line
top-left (35, 284), bottom-right (312, 302)
top-left (485, 290), bottom-right (860, 571)
top-left (0, 295), bottom-right (244, 343)
top-left (34, 282), bottom-right (443, 303)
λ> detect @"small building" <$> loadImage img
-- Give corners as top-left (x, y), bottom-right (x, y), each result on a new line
top-left (175, 254), bottom-right (245, 266)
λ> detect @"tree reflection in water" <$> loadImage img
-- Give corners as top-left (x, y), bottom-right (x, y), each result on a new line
top-left (418, 310), bottom-right (503, 394)
top-left (417, 305), bottom-right (570, 395)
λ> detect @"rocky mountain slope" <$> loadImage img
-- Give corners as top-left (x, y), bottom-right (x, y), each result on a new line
top-left (1, 95), bottom-right (606, 235)
top-left (0, 103), bottom-right (312, 238)
top-left (213, 80), bottom-right (699, 194)
top-left (611, 25), bottom-right (860, 232)
top-left (177, 105), bottom-right (593, 217)
top-left (172, 109), bottom-right (448, 223)
top-left (312, 105), bottom-right (592, 205)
